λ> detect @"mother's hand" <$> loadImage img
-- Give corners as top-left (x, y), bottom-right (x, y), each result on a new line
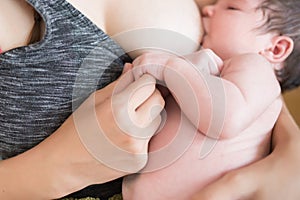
top-left (75, 70), bottom-right (165, 173)
top-left (0, 68), bottom-right (164, 199)
top-left (192, 103), bottom-right (300, 200)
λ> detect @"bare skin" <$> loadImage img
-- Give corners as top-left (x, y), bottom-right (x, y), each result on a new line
top-left (1, 1), bottom-right (300, 199)
top-left (0, 0), bottom-right (198, 198)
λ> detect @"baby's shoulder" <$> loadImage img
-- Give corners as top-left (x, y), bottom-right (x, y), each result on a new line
top-left (225, 53), bottom-right (271, 70)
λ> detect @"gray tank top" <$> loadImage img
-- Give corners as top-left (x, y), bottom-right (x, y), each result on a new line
top-left (0, 0), bottom-right (131, 159)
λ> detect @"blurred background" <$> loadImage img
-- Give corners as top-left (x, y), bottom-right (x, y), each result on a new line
top-left (283, 87), bottom-right (300, 126)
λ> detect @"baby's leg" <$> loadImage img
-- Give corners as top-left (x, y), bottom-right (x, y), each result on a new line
top-left (122, 96), bottom-right (280, 200)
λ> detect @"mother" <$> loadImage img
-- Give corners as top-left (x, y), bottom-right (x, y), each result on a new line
top-left (0, 0), bottom-right (300, 199)
top-left (0, 0), bottom-right (200, 199)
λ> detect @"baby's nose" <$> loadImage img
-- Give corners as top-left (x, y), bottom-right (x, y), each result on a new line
top-left (202, 5), bottom-right (214, 17)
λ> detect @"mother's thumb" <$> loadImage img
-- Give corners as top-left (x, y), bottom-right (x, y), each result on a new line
top-left (192, 170), bottom-right (257, 200)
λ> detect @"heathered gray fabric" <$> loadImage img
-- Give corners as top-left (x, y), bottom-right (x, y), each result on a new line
top-left (0, 0), bottom-right (131, 159)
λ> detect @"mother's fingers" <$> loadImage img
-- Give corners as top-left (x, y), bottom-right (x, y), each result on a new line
top-left (111, 74), bottom-right (165, 139)
top-left (192, 157), bottom-right (275, 200)
top-left (126, 74), bottom-right (157, 111)
top-left (272, 102), bottom-right (300, 149)
top-left (135, 89), bottom-right (165, 138)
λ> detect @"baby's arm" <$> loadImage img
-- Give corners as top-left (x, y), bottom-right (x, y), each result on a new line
top-left (131, 49), bottom-right (222, 80)
top-left (217, 54), bottom-right (281, 138)
top-left (132, 52), bottom-right (281, 139)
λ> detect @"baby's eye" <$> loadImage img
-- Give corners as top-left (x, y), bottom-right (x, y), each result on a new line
top-left (227, 6), bottom-right (239, 10)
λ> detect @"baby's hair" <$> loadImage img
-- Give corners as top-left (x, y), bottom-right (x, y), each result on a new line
top-left (258, 0), bottom-right (300, 92)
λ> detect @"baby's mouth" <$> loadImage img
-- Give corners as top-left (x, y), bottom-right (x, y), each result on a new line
top-left (200, 31), bottom-right (207, 46)
top-left (201, 18), bottom-right (208, 46)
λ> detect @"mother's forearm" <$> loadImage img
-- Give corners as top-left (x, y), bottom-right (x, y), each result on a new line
top-left (0, 115), bottom-right (126, 199)
top-left (0, 143), bottom-right (68, 199)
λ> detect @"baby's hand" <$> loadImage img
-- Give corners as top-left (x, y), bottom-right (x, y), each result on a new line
top-left (184, 49), bottom-right (223, 75)
top-left (130, 52), bottom-right (172, 83)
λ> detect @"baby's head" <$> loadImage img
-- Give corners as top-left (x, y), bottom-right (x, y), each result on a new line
top-left (201, 0), bottom-right (300, 91)
top-left (111, 0), bottom-right (204, 58)
top-left (258, 0), bottom-right (300, 91)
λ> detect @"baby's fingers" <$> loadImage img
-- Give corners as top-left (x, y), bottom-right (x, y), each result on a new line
top-left (184, 49), bottom-right (223, 75)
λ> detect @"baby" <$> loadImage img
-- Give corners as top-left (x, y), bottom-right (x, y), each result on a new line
top-left (118, 0), bottom-right (297, 199)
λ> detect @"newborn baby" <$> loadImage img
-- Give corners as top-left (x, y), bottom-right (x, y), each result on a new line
top-left (103, 0), bottom-right (279, 199)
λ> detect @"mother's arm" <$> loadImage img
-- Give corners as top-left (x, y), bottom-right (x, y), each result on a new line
top-left (192, 101), bottom-right (300, 200)
top-left (0, 72), bottom-right (164, 199)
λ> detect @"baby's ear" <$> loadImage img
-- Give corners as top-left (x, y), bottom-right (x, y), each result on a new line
top-left (261, 36), bottom-right (294, 68)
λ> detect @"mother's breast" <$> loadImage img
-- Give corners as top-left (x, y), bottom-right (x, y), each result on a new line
top-left (106, 0), bottom-right (202, 58)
